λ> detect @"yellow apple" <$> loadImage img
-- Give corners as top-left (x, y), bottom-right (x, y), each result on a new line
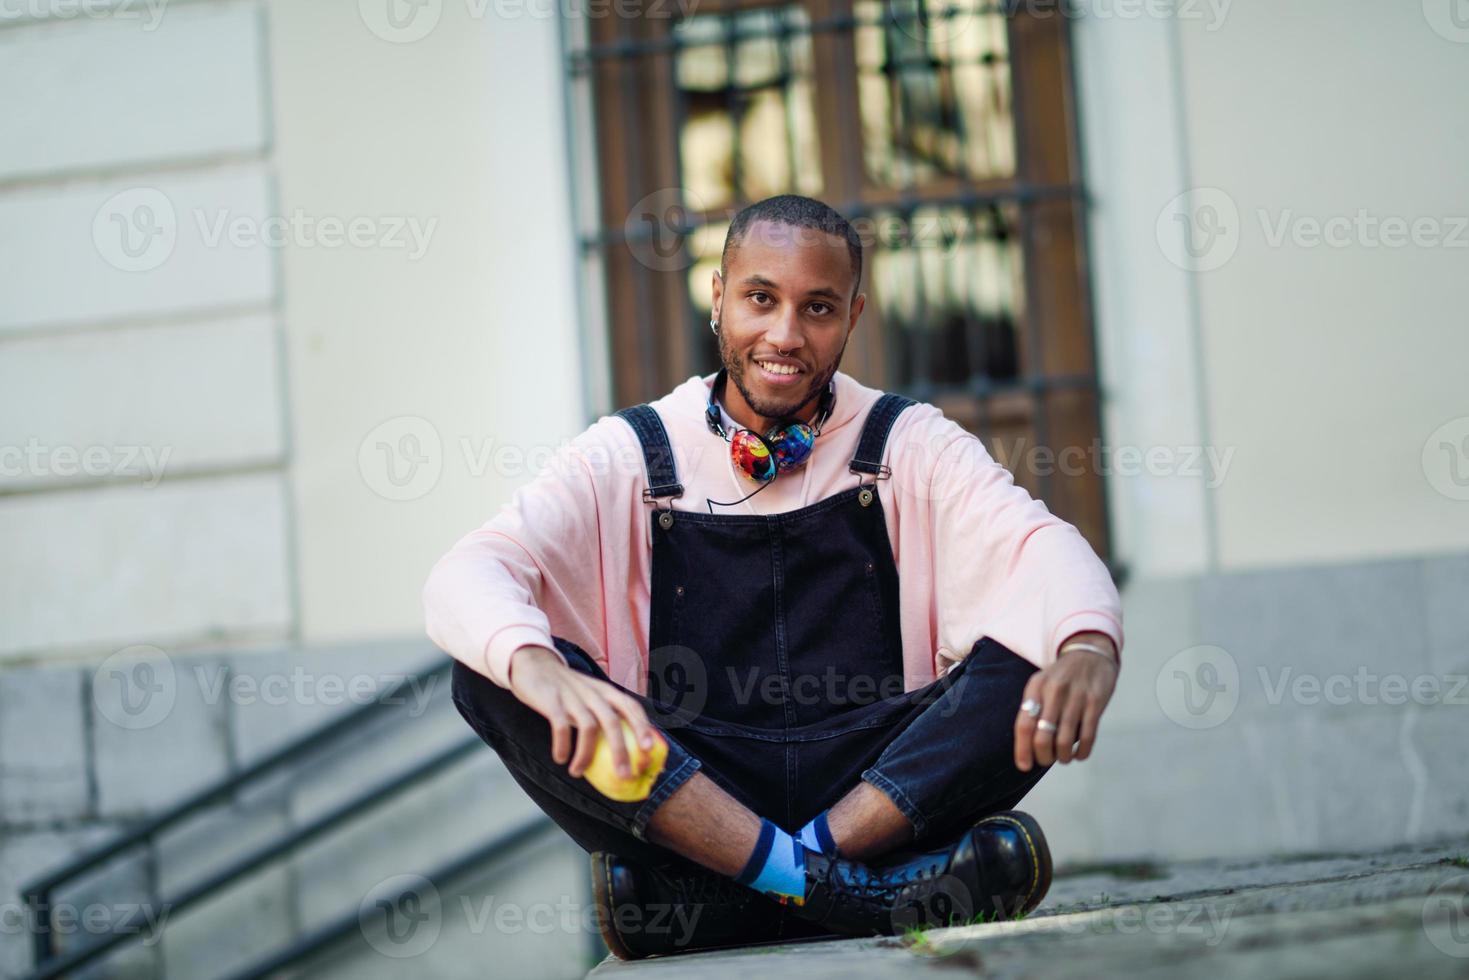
top-left (582, 722), bottom-right (668, 802)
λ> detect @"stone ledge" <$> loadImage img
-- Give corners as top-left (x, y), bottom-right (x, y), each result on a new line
top-left (588, 838), bottom-right (1469, 979)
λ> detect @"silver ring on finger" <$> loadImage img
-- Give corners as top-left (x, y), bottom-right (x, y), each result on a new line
top-left (1020, 698), bottom-right (1042, 718)
top-left (1037, 719), bottom-right (1058, 733)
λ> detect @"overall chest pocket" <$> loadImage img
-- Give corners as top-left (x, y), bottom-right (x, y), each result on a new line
top-left (647, 495), bottom-right (906, 731)
top-left (781, 542), bottom-right (904, 725)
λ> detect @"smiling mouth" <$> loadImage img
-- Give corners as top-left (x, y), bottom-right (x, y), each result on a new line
top-left (753, 358), bottom-right (803, 381)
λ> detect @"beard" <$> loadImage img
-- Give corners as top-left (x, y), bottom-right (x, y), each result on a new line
top-left (716, 320), bottom-right (845, 425)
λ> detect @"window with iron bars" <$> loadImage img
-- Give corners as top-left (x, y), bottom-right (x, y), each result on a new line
top-left (563, 0), bottom-right (1111, 562)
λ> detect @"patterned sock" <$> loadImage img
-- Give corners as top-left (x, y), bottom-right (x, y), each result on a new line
top-left (797, 811), bottom-right (838, 857)
top-left (733, 819), bottom-right (809, 905)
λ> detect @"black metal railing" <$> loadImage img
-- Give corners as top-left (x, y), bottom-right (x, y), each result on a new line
top-left (221, 817), bottom-right (563, 980)
top-left (19, 655), bottom-right (566, 979)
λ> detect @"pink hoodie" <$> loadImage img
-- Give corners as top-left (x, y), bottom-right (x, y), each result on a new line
top-left (423, 370), bottom-right (1123, 693)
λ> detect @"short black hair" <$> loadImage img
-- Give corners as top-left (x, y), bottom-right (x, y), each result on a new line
top-left (720, 195), bottom-right (863, 300)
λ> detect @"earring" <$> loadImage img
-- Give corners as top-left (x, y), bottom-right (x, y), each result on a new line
top-left (709, 318), bottom-right (718, 333)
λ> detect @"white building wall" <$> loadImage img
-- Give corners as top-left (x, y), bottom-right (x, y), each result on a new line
top-left (265, 0), bottom-right (586, 647)
top-left (0, 3), bottom-right (591, 976)
top-left (0, 0), bottom-right (585, 667)
top-left (1175, 0), bottom-right (1469, 569)
top-left (1027, 0), bottom-right (1469, 867)
top-left (0, 2), bottom-right (289, 665)
top-left (1075, 0), bottom-right (1469, 580)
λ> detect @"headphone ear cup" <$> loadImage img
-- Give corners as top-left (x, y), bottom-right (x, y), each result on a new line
top-left (730, 428), bottom-right (778, 482)
top-left (765, 421), bottom-right (816, 471)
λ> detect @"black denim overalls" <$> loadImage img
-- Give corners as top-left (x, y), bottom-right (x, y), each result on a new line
top-left (614, 393), bottom-right (929, 832)
top-left (451, 394), bottom-right (1046, 871)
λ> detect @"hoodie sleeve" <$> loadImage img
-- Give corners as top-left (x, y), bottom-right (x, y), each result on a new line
top-left (924, 420), bottom-right (1123, 672)
top-left (421, 418), bottom-right (627, 689)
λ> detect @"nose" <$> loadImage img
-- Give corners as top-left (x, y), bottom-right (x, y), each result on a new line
top-left (764, 307), bottom-right (803, 354)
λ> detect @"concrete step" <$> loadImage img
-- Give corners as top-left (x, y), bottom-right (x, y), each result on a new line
top-left (585, 838), bottom-right (1469, 980)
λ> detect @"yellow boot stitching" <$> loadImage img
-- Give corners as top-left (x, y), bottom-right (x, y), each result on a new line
top-left (982, 815), bottom-right (1041, 910)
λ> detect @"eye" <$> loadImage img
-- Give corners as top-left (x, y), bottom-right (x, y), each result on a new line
top-left (749, 291), bottom-right (772, 306)
top-left (808, 302), bottom-right (833, 316)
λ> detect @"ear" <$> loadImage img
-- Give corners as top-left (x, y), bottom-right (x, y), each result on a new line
top-left (711, 269), bottom-right (725, 321)
top-left (847, 292), bottom-right (866, 336)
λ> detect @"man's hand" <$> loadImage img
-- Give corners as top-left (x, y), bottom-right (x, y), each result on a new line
top-left (507, 645), bottom-right (659, 781)
top-left (1013, 632), bottom-right (1118, 772)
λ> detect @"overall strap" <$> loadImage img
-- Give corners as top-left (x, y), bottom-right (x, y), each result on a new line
top-left (614, 405), bottom-right (683, 504)
top-left (848, 392), bottom-right (916, 480)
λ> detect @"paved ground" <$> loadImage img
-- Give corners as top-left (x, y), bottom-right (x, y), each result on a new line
top-left (588, 838), bottom-right (1469, 979)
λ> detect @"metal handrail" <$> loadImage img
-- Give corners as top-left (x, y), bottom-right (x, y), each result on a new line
top-left (20, 654), bottom-right (459, 976)
top-left (222, 816), bottom-right (560, 980)
top-left (24, 738), bottom-right (489, 979)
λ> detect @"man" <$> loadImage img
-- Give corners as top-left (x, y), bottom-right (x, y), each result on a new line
top-left (424, 195), bottom-right (1122, 959)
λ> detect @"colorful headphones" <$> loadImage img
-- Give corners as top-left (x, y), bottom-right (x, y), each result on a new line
top-left (705, 367), bottom-right (836, 483)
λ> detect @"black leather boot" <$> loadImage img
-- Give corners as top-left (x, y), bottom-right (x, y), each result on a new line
top-left (590, 852), bottom-right (840, 960)
top-left (789, 810), bottom-right (1052, 937)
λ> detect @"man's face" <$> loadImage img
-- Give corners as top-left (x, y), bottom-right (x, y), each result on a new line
top-left (711, 220), bottom-right (865, 432)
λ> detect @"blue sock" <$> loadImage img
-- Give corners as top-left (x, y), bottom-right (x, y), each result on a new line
top-left (798, 811), bottom-right (838, 857)
top-left (733, 819), bottom-right (809, 905)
